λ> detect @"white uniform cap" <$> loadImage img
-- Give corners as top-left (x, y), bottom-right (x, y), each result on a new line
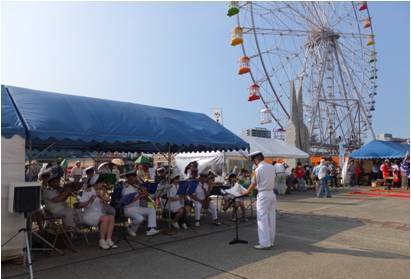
top-left (248, 151), bottom-right (263, 159)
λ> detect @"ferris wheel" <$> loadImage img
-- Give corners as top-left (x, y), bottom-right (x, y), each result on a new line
top-left (227, 1), bottom-right (377, 149)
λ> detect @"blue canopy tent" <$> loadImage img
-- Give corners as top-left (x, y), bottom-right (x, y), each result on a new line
top-left (350, 140), bottom-right (409, 160)
top-left (1, 86), bottom-right (26, 138)
top-left (1, 85), bottom-right (249, 153)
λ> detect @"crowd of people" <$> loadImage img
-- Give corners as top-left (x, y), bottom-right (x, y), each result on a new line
top-left (344, 154), bottom-right (410, 190)
top-left (30, 152), bottom-right (410, 251)
top-left (267, 159), bottom-right (339, 197)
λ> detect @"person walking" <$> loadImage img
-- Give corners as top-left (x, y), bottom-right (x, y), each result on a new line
top-left (273, 161), bottom-right (287, 195)
top-left (317, 159), bottom-right (331, 198)
top-left (243, 151), bottom-right (276, 250)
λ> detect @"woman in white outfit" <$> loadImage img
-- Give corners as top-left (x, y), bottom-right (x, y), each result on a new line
top-left (43, 173), bottom-right (76, 229)
top-left (167, 172), bottom-right (188, 230)
top-left (78, 174), bottom-right (118, 250)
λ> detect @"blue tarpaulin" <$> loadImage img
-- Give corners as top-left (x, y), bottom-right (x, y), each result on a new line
top-left (1, 85), bottom-right (249, 153)
top-left (350, 140), bottom-right (409, 159)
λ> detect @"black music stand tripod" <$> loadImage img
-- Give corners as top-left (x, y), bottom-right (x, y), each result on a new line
top-left (1, 212), bottom-right (63, 279)
top-left (226, 194), bottom-right (248, 245)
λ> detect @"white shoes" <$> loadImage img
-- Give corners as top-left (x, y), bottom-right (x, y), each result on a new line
top-left (146, 228), bottom-right (160, 236)
top-left (181, 223), bottom-right (188, 230)
top-left (253, 244), bottom-right (272, 250)
top-left (172, 222), bottom-right (180, 229)
top-left (127, 226), bottom-right (137, 237)
top-left (194, 221), bottom-right (200, 227)
top-left (106, 239), bottom-right (118, 249)
top-left (99, 239), bottom-right (110, 250)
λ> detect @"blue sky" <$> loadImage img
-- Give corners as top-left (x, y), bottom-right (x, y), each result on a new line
top-left (1, 1), bottom-right (409, 139)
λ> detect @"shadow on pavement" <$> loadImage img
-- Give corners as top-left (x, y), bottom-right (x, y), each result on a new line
top-left (2, 207), bottom-right (409, 279)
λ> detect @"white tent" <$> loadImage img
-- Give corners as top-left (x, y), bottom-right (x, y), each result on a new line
top-left (241, 135), bottom-right (309, 159)
top-left (174, 136), bottom-right (309, 178)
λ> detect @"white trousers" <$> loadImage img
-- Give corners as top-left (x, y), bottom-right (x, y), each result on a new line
top-left (194, 200), bottom-right (217, 221)
top-left (124, 207), bottom-right (157, 231)
top-left (275, 174), bottom-right (287, 195)
top-left (256, 191), bottom-right (276, 247)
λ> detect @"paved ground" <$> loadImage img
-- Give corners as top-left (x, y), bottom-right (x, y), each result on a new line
top-left (2, 186), bottom-right (409, 279)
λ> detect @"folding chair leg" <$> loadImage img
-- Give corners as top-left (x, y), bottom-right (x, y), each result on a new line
top-left (32, 231), bottom-right (64, 256)
top-left (83, 231), bottom-right (90, 246)
top-left (60, 228), bottom-right (77, 253)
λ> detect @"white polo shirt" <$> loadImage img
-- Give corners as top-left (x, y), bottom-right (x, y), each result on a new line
top-left (318, 164), bottom-right (329, 180)
top-left (273, 163), bottom-right (285, 173)
top-left (255, 161), bottom-right (276, 191)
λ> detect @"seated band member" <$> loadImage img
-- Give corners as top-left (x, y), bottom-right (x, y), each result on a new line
top-left (122, 169), bottom-right (160, 237)
top-left (190, 172), bottom-right (220, 227)
top-left (81, 166), bottom-right (95, 189)
top-left (166, 171), bottom-right (188, 230)
top-left (78, 174), bottom-right (118, 249)
top-left (184, 161), bottom-right (199, 180)
top-left (225, 173), bottom-right (247, 222)
top-left (42, 170), bottom-right (76, 230)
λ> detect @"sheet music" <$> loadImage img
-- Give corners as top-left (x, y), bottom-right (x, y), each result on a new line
top-left (223, 183), bottom-right (247, 198)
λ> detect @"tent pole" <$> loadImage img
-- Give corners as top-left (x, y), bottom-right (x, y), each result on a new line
top-left (167, 144), bottom-right (172, 230)
top-left (28, 140), bottom-right (33, 181)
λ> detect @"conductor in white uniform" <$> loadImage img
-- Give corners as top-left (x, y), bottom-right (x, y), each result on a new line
top-left (243, 151), bottom-right (276, 249)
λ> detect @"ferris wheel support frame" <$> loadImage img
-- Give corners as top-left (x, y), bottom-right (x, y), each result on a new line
top-left (336, 43), bottom-right (376, 140)
top-left (309, 42), bottom-right (329, 140)
top-left (333, 42), bottom-right (358, 139)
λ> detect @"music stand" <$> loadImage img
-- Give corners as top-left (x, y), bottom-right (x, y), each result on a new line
top-left (2, 212), bottom-right (64, 279)
top-left (114, 207), bottom-right (136, 249)
top-left (209, 185), bottom-right (230, 222)
top-left (222, 192), bottom-right (249, 245)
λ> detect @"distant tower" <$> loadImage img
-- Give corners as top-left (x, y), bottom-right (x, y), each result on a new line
top-left (285, 80), bottom-right (301, 149)
top-left (296, 78), bottom-right (310, 153)
top-left (285, 79), bottom-right (310, 166)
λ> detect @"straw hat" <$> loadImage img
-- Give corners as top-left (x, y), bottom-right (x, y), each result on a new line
top-left (111, 158), bottom-right (125, 166)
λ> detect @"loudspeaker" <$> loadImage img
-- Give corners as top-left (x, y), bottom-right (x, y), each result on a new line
top-left (8, 182), bottom-right (41, 213)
